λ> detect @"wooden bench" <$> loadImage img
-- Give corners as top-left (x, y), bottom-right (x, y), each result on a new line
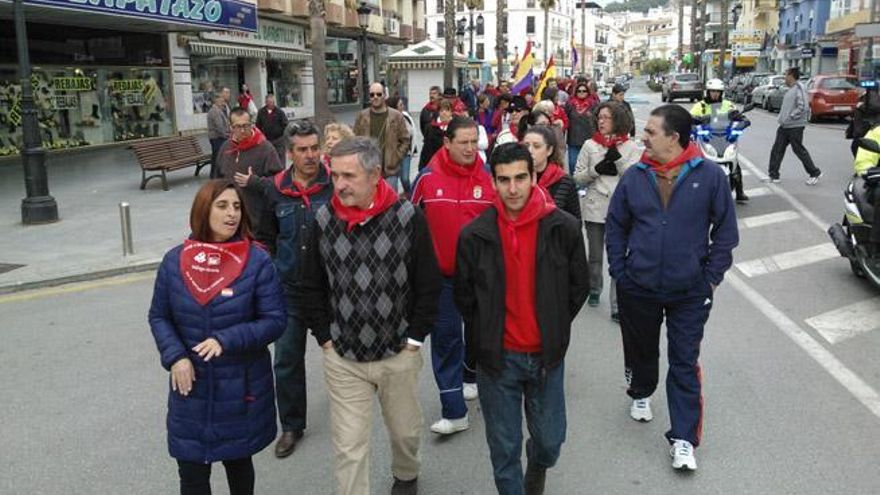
top-left (131, 136), bottom-right (211, 191)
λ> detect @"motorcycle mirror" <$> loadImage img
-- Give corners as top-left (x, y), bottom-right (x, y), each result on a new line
top-left (857, 137), bottom-right (880, 154)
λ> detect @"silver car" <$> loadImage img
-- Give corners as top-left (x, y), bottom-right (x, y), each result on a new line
top-left (751, 75), bottom-right (785, 108)
top-left (662, 73), bottom-right (703, 103)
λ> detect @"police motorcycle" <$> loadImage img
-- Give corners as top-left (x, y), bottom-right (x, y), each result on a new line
top-left (828, 137), bottom-right (880, 289)
top-left (690, 85), bottom-right (754, 203)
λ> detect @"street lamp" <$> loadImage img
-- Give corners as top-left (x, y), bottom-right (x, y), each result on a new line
top-left (13, 0), bottom-right (58, 224)
top-left (357, 2), bottom-right (371, 108)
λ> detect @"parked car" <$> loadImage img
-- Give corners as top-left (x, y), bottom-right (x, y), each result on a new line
top-left (726, 74), bottom-right (747, 98)
top-left (661, 73), bottom-right (703, 102)
top-left (752, 75), bottom-right (785, 108)
top-left (731, 72), bottom-right (772, 103)
top-left (765, 76), bottom-right (811, 113)
top-left (806, 75), bottom-right (862, 121)
top-left (614, 75), bottom-right (630, 91)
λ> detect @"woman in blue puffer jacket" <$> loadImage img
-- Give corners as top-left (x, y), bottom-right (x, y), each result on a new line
top-left (149, 179), bottom-right (286, 495)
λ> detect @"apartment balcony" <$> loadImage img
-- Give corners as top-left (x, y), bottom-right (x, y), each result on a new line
top-left (326, 1), bottom-right (344, 26)
top-left (257, 0), bottom-right (286, 14)
top-left (826, 9), bottom-right (870, 35)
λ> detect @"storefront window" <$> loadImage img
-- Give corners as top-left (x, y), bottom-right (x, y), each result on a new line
top-left (190, 56), bottom-right (239, 114)
top-left (0, 66), bottom-right (173, 156)
top-left (266, 60), bottom-right (304, 108)
top-left (326, 38), bottom-right (359, 105)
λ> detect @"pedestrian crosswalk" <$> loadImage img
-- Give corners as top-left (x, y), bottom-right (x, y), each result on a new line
top-left (735, 243), bottom-right (839, 278)
top-left (743, 186), bottom-right (772, 197)
top-left (805, 298), bottom-right (880, 345)
top-left (737, 210), bottom-right (801, 229)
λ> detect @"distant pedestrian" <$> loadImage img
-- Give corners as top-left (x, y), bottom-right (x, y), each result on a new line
top-left (233, 121), bottom-right (334, 460)
top-left (495, 96), bottom-right (531, 146)
top-left (521, 125), bottom-right (580, 220)
top-left (353, 82), bottom-right (411, 193)
top-left (574, 101), bottom-right (640, 322)
top-left (418, 99), bottom-right (454, 170)
top-left (207, 93), bottom-right (230, 178)
top-left (420, 86), bottom-right (442, 136)
top-left (148, 179), bottom-right (286, 495)
top-left (255, 94), bottom-right (289, 163)
top-left (606, 105), bottom-right (738, 471)
top-left (322, 122), bottom-right (354, 168)
top-left (442, 86), bottom-right (470, 116)
top-left (454, 142), bottom-right (590, 495)
top-left (412, 116), bottom-right (495, 435)
top-left (609, 83), bottom-right (636, 137)
top-left (216, 108), bottom-right (284, 235)
top-left (387, 96), bottom-right (417, 195)
top-left (767, 67), bottom-right (822, 185)
top-left (298, 137), bottom-right (441, 495)
top-left (238, 83), bottom-right (257, 116)
top-left (564, 82), bottom-right (599, 174)
top-left (491, 93), bottom-right (513, 140)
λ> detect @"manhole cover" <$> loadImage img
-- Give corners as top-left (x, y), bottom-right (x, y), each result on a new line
top-left (0, 263), bottom-right (25, 275)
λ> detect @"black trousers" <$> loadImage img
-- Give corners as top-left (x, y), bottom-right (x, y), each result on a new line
top-left (177, 457), bottom-right (254, 495)
top-left (768, 126), bottom-right (820, 180)
top-left (209, 137), bottom-right (226, 179)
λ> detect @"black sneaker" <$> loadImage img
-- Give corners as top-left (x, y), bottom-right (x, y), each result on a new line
top-left (523, 464), bottom-right (546, 495)
top-left (610, 312), bottom-right (620, 324)
top-left (391, 477), bottom-right (418, 495)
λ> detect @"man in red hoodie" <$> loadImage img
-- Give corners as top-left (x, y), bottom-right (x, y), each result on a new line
top-left (454, 142), bottom-right (589, 495)
top-left (411, 116), bottom-right (495, 436)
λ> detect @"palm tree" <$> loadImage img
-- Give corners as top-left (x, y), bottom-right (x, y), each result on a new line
top-left (719, 0), bottom-right (729, 78)
top-left (444, 0), bottom-right (456, 88)
top-left (539, 0), bottom-right (556, 68)
top-left (309, 0), bottom-right (333, 129)
top-left (496, 0), bottom-right (507, 84)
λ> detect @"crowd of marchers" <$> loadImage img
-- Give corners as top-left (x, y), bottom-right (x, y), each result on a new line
top-left (148, 76), bottom-right (740, 495)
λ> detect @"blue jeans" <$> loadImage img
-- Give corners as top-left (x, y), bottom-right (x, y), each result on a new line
top-left (274, 312), bottom-right (308, 432)
top-left (399, 155), bottom-right (412, 194)
top-left (567, 145), bottom-right (582, 175)
top-left (430, 280), bottom-right (468, 420)
top-left (477, 353), bottom-right (567, 495)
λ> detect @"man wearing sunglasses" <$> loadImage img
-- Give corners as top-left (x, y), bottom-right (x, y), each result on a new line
top-left (353, 82), bottom-right (411, 193)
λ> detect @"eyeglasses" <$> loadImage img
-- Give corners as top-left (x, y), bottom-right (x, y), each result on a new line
top-left (230, 123), bottom-right (253, 130)
top-left (369, 92), bottom-right (384, 97)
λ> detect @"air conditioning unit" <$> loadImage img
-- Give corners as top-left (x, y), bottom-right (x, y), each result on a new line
top-left (385, 17), bottom-right (400, 36)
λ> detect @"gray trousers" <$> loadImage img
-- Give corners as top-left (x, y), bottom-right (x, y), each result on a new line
top-left (585, 221), bottom-right (617, 313)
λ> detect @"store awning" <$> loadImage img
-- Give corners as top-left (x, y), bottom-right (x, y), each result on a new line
top-left (267, 49), bottom-right (312, 62)
top-left (189, 41), bottom-right (267, 59)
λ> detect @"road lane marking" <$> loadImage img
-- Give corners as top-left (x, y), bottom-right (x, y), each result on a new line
top-left (0, 272), bottom-right (156, 305)
top-left (738, 155), bottom-right (830, 231)
top-left (737, 210), bottom-right (801, 229)
top-left (743, 186), bottom-right (772, 197)
top-left (735, 243), bottom-right (839, 277)
top-left (805, 298), bottom-right (880, 345)
top-left (727, 273), bottom-right (880, 419)
top-left (740, 168), bottom-right (752, 177)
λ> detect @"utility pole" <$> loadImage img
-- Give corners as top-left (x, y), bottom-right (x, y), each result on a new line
top-left (719, 0), bottom-right (729, 78)
top-left (678, 0), bottom-right (684, 67)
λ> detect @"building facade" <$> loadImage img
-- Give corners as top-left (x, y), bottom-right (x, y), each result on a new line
top-left (771, 0), bottom-right (831, 75)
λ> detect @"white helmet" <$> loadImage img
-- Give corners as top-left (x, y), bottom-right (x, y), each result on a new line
top-left (706, 78), bottom-right (725, 91)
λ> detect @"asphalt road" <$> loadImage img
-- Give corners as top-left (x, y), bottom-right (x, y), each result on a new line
top-left (1, 82), bottom-right (879, 494)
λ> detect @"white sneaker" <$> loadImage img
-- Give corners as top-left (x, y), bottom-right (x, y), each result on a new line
top-left (430, 416), bottom-right (469, 435)
top-left (463, 382), bottom-right (479, 401)
top-left (670, 439), bottom-right (697, 470)
top-left (806, 172), bottom-right (822, 186)
top-left (630, 398), bottom-right (653, 422)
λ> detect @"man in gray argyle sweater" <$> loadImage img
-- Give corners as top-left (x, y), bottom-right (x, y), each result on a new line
top-left (298, 136), bottom-right (441, 495)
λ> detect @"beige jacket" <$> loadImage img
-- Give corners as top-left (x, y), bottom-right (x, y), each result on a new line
top-left (353, 107), bottom-right (411, 177)
top-left (573, 139), bottom-right (641, 223)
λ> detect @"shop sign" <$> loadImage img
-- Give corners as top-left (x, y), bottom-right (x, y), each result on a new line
top-left (801, 48), bottom-right (815, 58)
top-left (54, 95), bottom-right (80, 110)
top-left (201, 19), bottom-right (305, 50)
top-left (111, 79), bottom-right (146, 106)
top-left (24, 0), bottom-right (258, 33)
top-left (52, 76), bottom-right (95, 91)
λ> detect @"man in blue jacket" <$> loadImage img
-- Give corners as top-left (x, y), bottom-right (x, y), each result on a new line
top-left (606, 104), bottom-right (739, 471)
top-left (234, 120), bottom-right (333, 458)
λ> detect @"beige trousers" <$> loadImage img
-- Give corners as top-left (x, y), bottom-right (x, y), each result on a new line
top-left (322, 347), bottom-right (424, 495)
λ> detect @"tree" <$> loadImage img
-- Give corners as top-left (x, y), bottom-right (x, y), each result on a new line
top-left (309, 0), bottom-right (333, 129)
top-left (644, 58), bottom-right (671, 76)
top-left (718, 0), bottom-right (729, 79)
top-left (496, 0), bottom-right (507, 84)
top-left (444, 0), bottom-right (455, 88)
top-left (540, 0), bottom-right (556, 68)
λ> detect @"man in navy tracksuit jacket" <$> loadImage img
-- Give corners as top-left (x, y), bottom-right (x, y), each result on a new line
top-left (606, 104), bottom-right (738, 471)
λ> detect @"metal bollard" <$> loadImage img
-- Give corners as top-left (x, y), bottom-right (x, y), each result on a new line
top-left (119, 202), bottom-right (134, 256)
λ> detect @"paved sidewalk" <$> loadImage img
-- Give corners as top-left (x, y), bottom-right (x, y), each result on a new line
top-left (0, 109), bottom-right (365, 294)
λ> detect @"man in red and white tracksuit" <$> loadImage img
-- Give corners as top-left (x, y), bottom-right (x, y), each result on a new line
top-left (412, 116), bottom-right (495, 435)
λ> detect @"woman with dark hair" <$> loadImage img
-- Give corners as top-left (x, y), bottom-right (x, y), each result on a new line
top-left (495, 95), bottom-right (532, 145)
top-left (564, 81), bottom-right (599, 174)
top-left (149, 179), bottom-right (286, 495)
top-left (522, 125), bottom-right (581, 220)
top-left (419, 98), bottom-right (454, 170)
top-left (573, 101), bottom-right (640, 322)
top-left (386, 96), bottom-right (417, 194)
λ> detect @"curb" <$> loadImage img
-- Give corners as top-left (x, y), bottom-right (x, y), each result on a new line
top-left (0, 260), bottom-right (161, 295)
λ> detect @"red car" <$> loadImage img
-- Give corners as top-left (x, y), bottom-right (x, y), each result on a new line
top-left (807, 75), bottom-right (863, 121)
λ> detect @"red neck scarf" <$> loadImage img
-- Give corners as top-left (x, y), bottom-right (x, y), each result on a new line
top-left (180, 239), bottom-right (250, 306)
top-left (226, 127), bottom-right (267, 154)
top-left (494, 186), bottom-right (556, 255)
top-left (537, 163), bottom-right (566, 189)
top-left (433, 146), bottom-right (485, 178)
top-left (640, 142), bottom-right (702, 175)
top-left (431, 119), bottom-right (450, 130)
top-left (591, 132), bottom-right (629, 149)
top-left (569, 95), bottom-right (593, 114)
top-left (331, 178), bottom-right (398, 232)
top-left (273, 163), bottom-right (330, 209)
